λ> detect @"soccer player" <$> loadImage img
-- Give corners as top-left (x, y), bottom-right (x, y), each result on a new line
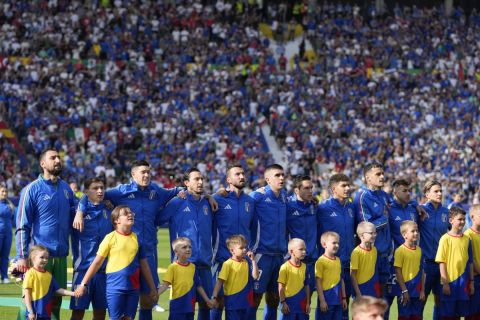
top-left (278, 238), bottom-right (310, 319)
top-left (23, 245), bottom-right (78, 320)
top-left (286, 175), bottom-right (318, 298)
top-left (354, 163), bottom-right (392, 292)
top-left (465, 204), bottom-right (480, 319)
top-left (16, 149), bottom-right (77, 320)
top-left (435, 207), bottom-right (473, 319)
top-left (212, 235), bottom-right (259, 320)
top-left (158, 237), bottom-right (215, 320)
top-left (0, 185), bottom-right (14, 283)
top-left (248, 164), bottom-right (288, 320)
top-left (315, 231), bottom-right (347, 320)
top-left (76, 205), bottom-right (158, 320)
top-left (317, 173), bottom-right (355, 319)
top-left (70, 178), bottom-right (113, 320)
top-left (394, 221), bottom-right (425, 320)
top-left (418, 180), bottom-right (450, 320)
top-left (389, 179), bottom-right (419, 249)
top-left (350, 221), bottom-right (381, 298)
top-left (79, 160), bottom-right (203, 320)
top-left (211, 164), bottom-right (255, 320)
top-left (163, 168), bottom-right (214, 320)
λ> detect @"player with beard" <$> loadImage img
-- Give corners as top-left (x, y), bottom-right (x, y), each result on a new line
top-left (16, 149), bottom-right (77, 320)
top-left (210, 164), bottom-right (256, 320)
top-left (163, 168), bottom-right (215, 320)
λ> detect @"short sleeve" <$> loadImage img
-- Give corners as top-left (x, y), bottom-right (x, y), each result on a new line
top-left (22, 270), bottom-right (33, 289)
top-left (393, 248), bottom-right (403, 268)
top-left (97, 233), bottom-right (113, 258)
top-left (50, 275), bottom-right (59, 292)
top-left (218, 262), bottom-right (230, 282)
top-left (277, 264), bottom-right (287, 284)
top-left (315, 259), bottom-right (324, 279)
top-left (435, 236), bottom-right (447, 264)
top-left (350, 250), bottom-right (359, 270)
top-left (162, 264), bottom-right (175, 284)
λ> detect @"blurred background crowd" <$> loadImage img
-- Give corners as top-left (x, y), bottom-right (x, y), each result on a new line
top-left (0, 0), bottom-right (479, 206)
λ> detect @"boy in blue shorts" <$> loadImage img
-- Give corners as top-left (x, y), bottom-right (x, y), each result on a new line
top-left (71, 178), bottom-right (112, 320)
top-left (465, 204), bottom-right (480, 319)
top-left (394, 221), bottom-right (425, 320)
top-left (315, 231), bottom-right (347, 320)
top-left (435, 206), bottom-right (474, 319)
top-left (278, 238), bottom-right (310, 320)
top-left (212, 235), bottom-right (259, 320)
top-left (76, 205), bottom-right (158, 320)
top-left (350, 222), bottom-right (381, 299)
top-left (158, 237), bottom-right (215, 320)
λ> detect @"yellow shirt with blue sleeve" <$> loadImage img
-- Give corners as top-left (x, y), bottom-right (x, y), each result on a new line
top-left (23, 268), bottom-right (60, 319)
top-left (97, 230), bottom-right (144, 291)
top-left (218, 258), bottom-right (254, 310)
top-left (315, 255), bottom-right (342, 305)
top-left (163, 261), bottom-right (199, 313)
top-left (394, 244), bottom-right (423, 298)
top-left (350, 245), bottom-right (381, 297)
top-left (278, 261), bottom-right (307, 314)
top-left (435, 233), bottom-right (472, 301)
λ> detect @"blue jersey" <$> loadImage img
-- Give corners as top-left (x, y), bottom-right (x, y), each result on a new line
top-left (250, 186), bottom-right (287, 255)
top-left (164, 193), bottom-right (213, 267)
top-left (317, 197), bottom-right (355, 267)
top-left (103, 180), bottom-right (180, 256)
top-left (212, 191), bottom-right (255, 263)
top-left (0, 199), bottom-right (14, 234)
top-left (419, 202), bottom-right (449, 261)
top-left (72, 199), bottom-right (112, 272)
top-left (16, 175), bottom-right (76, 258)
top-left (286, 194), bottom-right (318, 263)
top-left (354, 188), bottom-right (392, 256)
top-left (389, 200), bottom-right (419, 249)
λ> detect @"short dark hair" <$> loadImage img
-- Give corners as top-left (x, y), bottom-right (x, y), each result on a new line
top-left (83, 177), bottom-right (105, 190)
top-left (293, 175), bottom-right (311, 189)
top-left (39, 148), bottom-right (58, 162)
top-left (449, 206), bottom-right (466, 219)
top-left (226, 164), bottom-right (243, 176)
top-left (130, 160), bottom-right (150, 171)
top-left (328, 173), bottom-right (350, 189)
top-left (265, 164), bottom-right (284, 175)
top-left (392, 179), bottom-right (410, 190)
top-left (183, 168), bottom-right (201, 183)
top-left (363, 162), bottom-right (384, 176)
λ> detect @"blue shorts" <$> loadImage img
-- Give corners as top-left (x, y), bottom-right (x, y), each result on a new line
top-left (305, 262), bottom-right (315, 292)
top-left (424, 260), bottom-right (441, 296)
top-left (196, 265), bottom-right (213, 302)
top-left (70, 271), bottom-right (107, 310)
top-left (225, 309), bottom-right (247, 320)
top-left (470, 275), bottom-right (480, 315)
top-left (106, 288), bottom-right (139, 320)
top-left (315, 304), bottom-right (342, 320)
top-left (169, 312), bottom-right (194, 320)
top-left (397, 297), bottom-right (423, 317)
top-left (140, 254), bottom-right (160, 294)
top-left (253, 254), bottom-right (283, 294)
top-left (279, 312), bottom-right (309, 320)
top-left (377, 253), bottom-right (390, 285)
top-left (440, 299), bottom-right (469, 317)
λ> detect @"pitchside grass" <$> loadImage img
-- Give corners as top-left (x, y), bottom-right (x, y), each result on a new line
top-left (1, 228), bottom-right (433, 319)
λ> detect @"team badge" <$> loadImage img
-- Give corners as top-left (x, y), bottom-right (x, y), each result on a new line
top-left (410, 213), bottom-right (416, 221)
top-left (442, 214), bottom-right (447, 222)
top-left (348, 208), bottom-right (353, 218)
top-left (245, 202), bottom-right (250, 213)
top-left (64, 190), bottom-right (70, 199)
top-left (149, 190), bottom-right (156, 200)
top-left (103, 209), bottom-right (107, 219)
top-left (310, 206), bottom-right (315, 215)
top-left (203, 205), bottom-right (209, 215)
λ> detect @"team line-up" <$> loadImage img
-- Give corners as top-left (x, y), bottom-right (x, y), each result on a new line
top-left (3, 149), bottom-right (480, 320)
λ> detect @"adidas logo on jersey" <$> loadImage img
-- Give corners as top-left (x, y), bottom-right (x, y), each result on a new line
top-left (85, 215), bottom-right (92, 220)
top-left (373, 202), bottom-right (378, 208)
top-left (224, 204), bottom-right (232, 210)
top-left (128, 194), bottom-right (135, 199)
top-left (183, 207), bottom-right (191, 212)
top-left (43, 195), bottom-right (51, 200)
top-left (395, 216), bottom-right (401, 221)
top-left (265, 197), bottom-right (272, 202)
top-left (330, 212), bottom-right (338, 217)
top-left (292, 210), bottom-right (300, 216)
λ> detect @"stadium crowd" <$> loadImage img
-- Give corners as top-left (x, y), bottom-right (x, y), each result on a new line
top-left (0, 1), bottom-right (478, 206)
